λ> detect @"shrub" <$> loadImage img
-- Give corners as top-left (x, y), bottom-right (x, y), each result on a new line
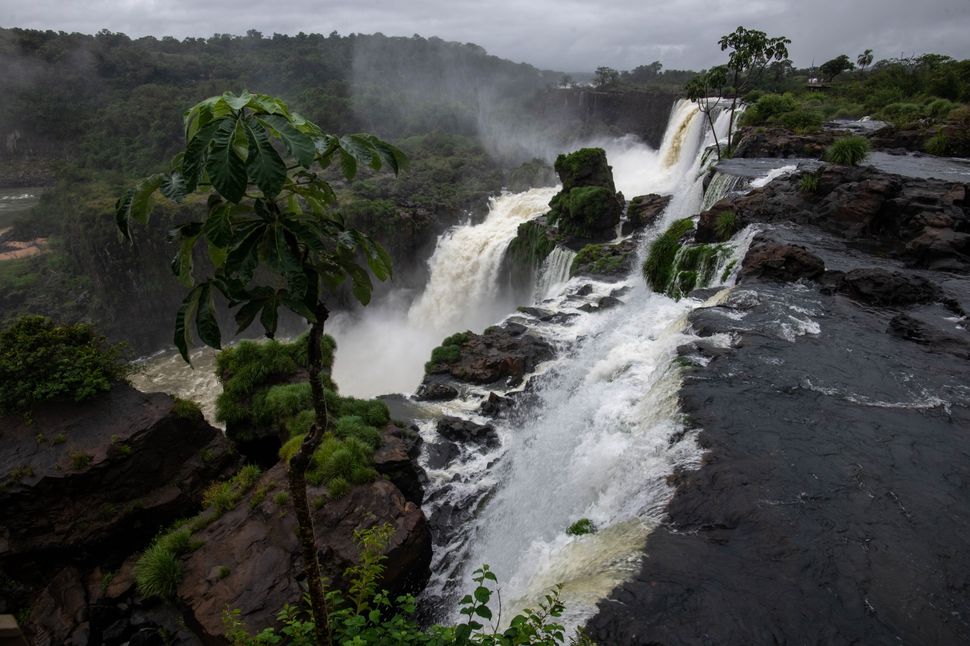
top-left (925, 130), bottom-right (951, 156)
top-left (775, 109), bottom-right (823, 132)
top-left (925, 98), bottom-right (958, 120)
top-left (823, 136), bottom-right (870, 166)
top-left (948, 105), bottom-right (970, 125)
top-left (566, 518), bottom-right (597, 536)
top-left (202, 465), bottom-right (262, 515)
top-left (0, 315), bottom-right (128, 414)
top-left (134, 543), bottom-right (182, 599)
top-left (171, 397), bottom-right (202, 420)
top-left (878, 102), bottom-right (923, 127)
top-left (714, 211), bottom-right (737, 241)
top-left (643, 218), bottom-right (695, 292)
top-left (425, 331), bottom-right (471, 373)
top-left (799, 172), bottom-right (820, 193)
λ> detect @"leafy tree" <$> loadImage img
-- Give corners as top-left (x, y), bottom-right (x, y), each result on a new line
top-left (594, 66), bottom-right (620, 88)
top-left (117, 90), bottom-right (406, 646)
top-left (857, 49), bottom-right (874, 74)
top-left (686, 26), bottom-right (791, 158)
top-left (559, 74), bottom-right (573, 88)
top-left (820, 54), bottom-right (855, 82)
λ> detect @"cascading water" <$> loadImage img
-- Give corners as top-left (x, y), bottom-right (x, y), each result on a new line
top-left (417, 99), bottom-right (752, 630)
top-left (534, 246), bottom-right (577, 301)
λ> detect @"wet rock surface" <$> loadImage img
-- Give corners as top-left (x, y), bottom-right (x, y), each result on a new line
top-left (422, 325), bottom-right (555, 387)
top-left (696, 163), bottom-right (970, 273)
top-left (0, 384), bottom-right (238, 577)
top-left (739, 235), bottom-right (826, 282)
top-left (623, 193), bottom-right (671, 234)
top-left (588, 225), bottom-right (970, 645)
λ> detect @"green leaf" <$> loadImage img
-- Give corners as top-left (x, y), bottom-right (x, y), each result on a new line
top-left (173, 286), bottom-right (203, 364)
top-left (233, 298), bottom-right (264, 335)
top-left (223, 90), bottom-right (253, 111)
top-left (260, 295), bottom-right (280, 338)
top-left (474, 586), bottom-right (491, 604)
top-left (243, 116), bottom-right (287, 198)
top-left (260, 114), bottom-right (315, 168)
top-left (170, 222), bottom-right (203, 287)
top-left (202, 203), bottom-right (233, 249)
top-left (195, 283), bottom-right (222, 349)
top-left (159, 172), bottom-right (187, 202)
top-left (129, 173), bottom-right (165, 225)
top-left (474, 605), bottom-right (493, 620)
top-left (115, 189), bottom-right (134, 240)
top-left (367, 136), bottom-right (409, 175)
top-left (272, 225), bottom-right (308, 298)
top-left (182, 120), bottom-right (221, 194)
top-left (341, 134), bottom-right (381, 170)
top-left (223, 224), bottom-right (266, 285)
top-left (339, 148), bottom-right (357, 181)
top-left (206, 116), bottom-right (248, 203)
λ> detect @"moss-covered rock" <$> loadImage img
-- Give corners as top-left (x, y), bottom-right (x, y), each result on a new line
top-left (554, 185), bottom-right (623, 239)
top-left (554, 147), bottom-right (616, 193)
top-left (643, 218), bottom-right (696, 292)
top-left (570, 239), bottom-right (638, 279)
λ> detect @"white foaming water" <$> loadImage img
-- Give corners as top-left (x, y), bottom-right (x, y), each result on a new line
top-left (407, 188), bottom-right (558, 334)
top-left (421, 99), bottom-right (751, 629)
top-left (750, 164), bottom-right (797, 188)
top-left (534, 246), bottom-right (577, 301)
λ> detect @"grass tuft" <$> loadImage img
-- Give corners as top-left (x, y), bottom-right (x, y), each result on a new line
top-left (823, 136), bottom-right (870, 166)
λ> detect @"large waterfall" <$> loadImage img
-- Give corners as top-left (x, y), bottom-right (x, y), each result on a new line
top-left (132, 98), bottom-right (761, 630)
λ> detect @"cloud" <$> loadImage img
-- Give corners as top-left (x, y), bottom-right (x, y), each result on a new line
top-left (1, 0), bottom-right (967, 71)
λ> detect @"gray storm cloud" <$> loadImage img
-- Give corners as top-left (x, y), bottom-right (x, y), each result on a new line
top-left (1, 0), bottom-right (967, 70)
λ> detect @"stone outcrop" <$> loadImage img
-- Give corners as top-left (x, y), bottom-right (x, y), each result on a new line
top-left (622, 193), bottom-right (671, 234)
top-left (0, 384), bottom-right (238, 578)
top-left (739, 236), bottom-right (826, 283)
top-left (422, 325), bottom-right (554, 387)
top-left (696, 164), bottom-right (970, 273)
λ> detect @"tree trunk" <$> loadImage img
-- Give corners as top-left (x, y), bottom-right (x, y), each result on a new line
top-left (287, 303), bottom-right (332, 646)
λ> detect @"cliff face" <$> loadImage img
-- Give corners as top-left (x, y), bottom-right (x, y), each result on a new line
top-left (528, 87), bottom-right (680, 149)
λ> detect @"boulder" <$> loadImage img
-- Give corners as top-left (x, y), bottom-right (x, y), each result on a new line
top-left (740, 238), bottom-right (826, 283)
top-left (554, 147), bottom-right (616, 193)
top-left (436, 417), bottom-right (499, 449)
top-left (423, 326), bottom-right (555, 386)
top-left (837, 268), bottom-right (940, 307)
top-left (374, 425), bottom-right (426, 505)
top-left (623, 194), bottom-right (672, 234)
top-left (414, 382), bottom-right (459, 402)
top-left (570, 239), bottom-right (639, 280)
top-left (0, 384), bottom-right (238, 579)
top-left (175, 463), bottom-right (431, 641)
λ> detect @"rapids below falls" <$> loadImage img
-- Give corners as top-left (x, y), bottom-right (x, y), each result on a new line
top-left (130, 99), bottom-right (779, 631)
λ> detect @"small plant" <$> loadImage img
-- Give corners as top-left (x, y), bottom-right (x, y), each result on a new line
top-left (643, 217), bottom-right (695, 292)
top-left (172, 397), bottom-right (202, 420)
top-left (135, 543), bottom-right (183, 599)
top-left (8, 465), bottom-right (34, 481)
top-left (713, 211), bottom-right (737, 241)
top-left (798, 172), bottom-right (820, 193)
top-left (217, 565), bottom-right (231, 580)
top-left (69, 451), bottom-right (93, 470)
top-left (925, 130), bottom-right (951, 156)
top-left (249, 483), bottom-right (269, 508)
top-left (823, 136), bottom-right (870, 166)
top-left (52, 433), bottom-right (66, 445)
top-left (202, 465), bottom-right (262, 515)
top-left (35, 433), bottom-right (46, 445)
top-left (273, 492), bottom-right (290, 506)
top-left (566, 518), bottom-right (597, 536)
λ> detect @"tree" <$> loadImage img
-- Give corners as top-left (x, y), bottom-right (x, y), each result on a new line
top-left (559, 74), bottom-right (573, 88)
top-left (820, 54), bottom-right (855, 82)
top-left (687, 26), bottom-right (790, 158)
top-left (857, 48), bottom-right (873, 74)
top-left (117, 90), bottom-right (406, 646)
top-left (594, 66), bottom-right (620, 88)
top-left (684, 66), bottom-right (728, 158)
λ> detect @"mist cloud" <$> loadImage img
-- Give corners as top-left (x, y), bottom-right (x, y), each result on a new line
top-left (1, 0), bottom-right (967, 71)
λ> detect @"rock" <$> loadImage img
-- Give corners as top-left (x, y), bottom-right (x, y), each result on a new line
top-left (175, 463), bottom-right (431, 641)
top-left (740, 237), bottom-right (825, 283)
top-left (425, 441), bottom-right (461, 470)
top-left (554, 147), bottom-right (617, 193)
top-left (436, 417), bottom-right (499, 449)
top-left (23, 567), bottom-right (88, 646)
top-left (837, 268), bottom-right (940, 307)
top-left (570, 239), bottom-right (638, 280)
top-left (888, 314), bottom-right (970, 359)
top-left (423, 326), bottom-right (554, 386)
top-left (414, 382), bottom-right (459, 402)
top-left (733, 126), bottom-right (839, 159)
top-left (374, 426), bottom-right (426, 505)
top-left (479, 392), bottom-right (511, 417)
top-left (0, 384), bottom-right (238, 579)
top-left (623, 193), bottom-right (671, 234)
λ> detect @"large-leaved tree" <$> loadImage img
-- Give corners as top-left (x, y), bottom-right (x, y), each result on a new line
top-left (685, 26), bottom-right (790, 158)
top-left (117, 90), bottom-right (406, 646)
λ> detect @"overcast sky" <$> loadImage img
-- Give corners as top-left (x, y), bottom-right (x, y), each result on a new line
top-left (2, 0), bottom-right (968, 71)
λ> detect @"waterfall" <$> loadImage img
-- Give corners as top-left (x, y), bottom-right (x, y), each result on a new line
top-left (534, 246), bottom-right (577, 301)
top-left (407, 188), bottom-right (558, 335)
top-left (419, 97), bottom-right (754, 629)
top-left (701, 171), bottom-right (743, 211)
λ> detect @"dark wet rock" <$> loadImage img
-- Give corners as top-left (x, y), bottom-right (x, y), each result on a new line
top-left (414, 381), bottom-right (459, 402)
top-left (516, 306), bottom-right (556, 320)
top-left (579, 296), bottom-right (624, 313)
top-left (425, 441), bottom-right (461, 470)
top-left (696, 164), bottom-right (970, 273)
top-left (436, 417), bottom-right (499, 449)
top-left (888, 313), bottom-right (970, 359)
top-left (869, 122), bottom-right (970, 158)
top-left (374, 425), bottom-right (426, 505)
top-left (837, 267), bottom-right (940, 307)
top-left (740, 237), bottom-right (826, 283)
top-left (422, 326), bottom-right (554, 387)
top-left (175, 462), bottom-right (431, 642)
top-left (570, 238), bottom-right (639, 280)
top-left (0, 384), bottom-right (238, 580)
top-left (623, 193), bottom-right (671, 234)
top-left (479, 392), bottom-right (512, 417)
top-left (589, 265), bottom-right (970, 645)
top-left (573, 284), bottom-right (594, 297)
top-left (733, 126), bottom-right (839, 159)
